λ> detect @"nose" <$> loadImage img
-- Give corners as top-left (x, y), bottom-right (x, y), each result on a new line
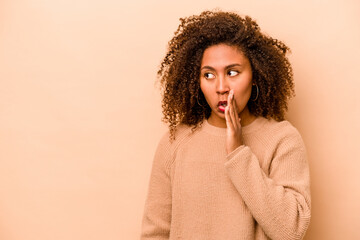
top-left (216, 75), bottom-right (230, 95)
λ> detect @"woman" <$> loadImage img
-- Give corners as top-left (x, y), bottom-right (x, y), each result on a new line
top-left (141, 10), bottom-right (311, 240)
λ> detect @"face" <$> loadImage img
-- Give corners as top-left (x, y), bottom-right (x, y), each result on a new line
top-left (200, 43), bottom-right (253, 126)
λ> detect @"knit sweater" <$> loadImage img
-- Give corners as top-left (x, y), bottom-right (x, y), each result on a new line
top-left (140, 117), bottom-right (311, 240)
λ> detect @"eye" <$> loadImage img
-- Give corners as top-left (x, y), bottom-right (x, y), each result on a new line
top-left (204, 72), bottom-right (215, 79)
top-left (228, 70), bottom-right (239, 77)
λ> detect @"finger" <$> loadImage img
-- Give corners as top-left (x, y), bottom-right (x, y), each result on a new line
top-left (228, 94), bottom-right (236, 127)
top-left (228, 91), bottom-right (237, 126)
top-left (225, 92), bottom-right (235, 130)
top-left (232, 94), bottom-right (240, 126)
top-left (230, 91), bottom-right (238, 127)
top-left (225, 105), bottom-right (234, 131)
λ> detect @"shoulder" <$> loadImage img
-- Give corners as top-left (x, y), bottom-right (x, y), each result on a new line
top-left (155, 123), bottom-right (195, 162)
top-left (263, 118), bottom-right (303, 138)
top-left (158, 123), bottom-right (194, 146)
top-left (260, 118), bottom-right (306, 150)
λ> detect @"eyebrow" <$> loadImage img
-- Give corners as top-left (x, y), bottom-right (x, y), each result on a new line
top-left (200, 64), bottom-right (242, 71)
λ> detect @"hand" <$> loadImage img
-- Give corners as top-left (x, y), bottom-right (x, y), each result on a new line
top-left (225, 90), bottom-right (244, 155)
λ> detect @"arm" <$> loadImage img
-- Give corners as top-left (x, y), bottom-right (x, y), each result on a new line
top-left (224, 132), bottom-right (311, 240)
top-left (140, 133), bottom-right (172, 240)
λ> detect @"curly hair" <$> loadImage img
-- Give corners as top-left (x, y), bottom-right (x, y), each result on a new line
top-left (158, 10), bottom-right (295, 139)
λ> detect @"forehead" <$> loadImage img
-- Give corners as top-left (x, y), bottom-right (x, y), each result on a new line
top-left (201, 44), bottom-right (249, 67)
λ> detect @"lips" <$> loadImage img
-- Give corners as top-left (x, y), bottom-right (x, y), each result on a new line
top-left (218, 101), bottom-right (228, 113)
top-left (218, 101), bottom-right (228, 107)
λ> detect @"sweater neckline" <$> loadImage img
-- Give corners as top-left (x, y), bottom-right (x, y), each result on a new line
top-left (201, 116), bottom-right (268, 136)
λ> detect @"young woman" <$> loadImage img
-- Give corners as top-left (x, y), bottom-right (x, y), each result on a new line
top-left (141, 10), bottom-right (311, 240)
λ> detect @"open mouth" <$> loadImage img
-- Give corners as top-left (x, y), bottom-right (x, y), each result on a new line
top-left (218, 101), bottom-right (228, 113)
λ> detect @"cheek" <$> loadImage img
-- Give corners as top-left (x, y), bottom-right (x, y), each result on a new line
top-left (200, 82), bottom-right (213, 99)
top-left (233, 82), bottom-right (252, 104)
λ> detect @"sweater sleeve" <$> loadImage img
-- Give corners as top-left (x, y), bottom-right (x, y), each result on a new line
top-left (224, 129), bottom-right (311, 240)
top-left (140, 133), bottom-right (172, 240)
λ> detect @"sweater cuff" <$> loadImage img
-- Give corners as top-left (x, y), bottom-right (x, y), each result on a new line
top-left (225, 145), bottom-right (248, 167)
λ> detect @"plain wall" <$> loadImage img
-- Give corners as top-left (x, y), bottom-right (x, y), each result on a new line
top-left (0, 0), bottom-right (359, 239)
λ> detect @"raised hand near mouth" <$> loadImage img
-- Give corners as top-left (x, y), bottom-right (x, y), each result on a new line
top-left (224, 90), bottom-right (244, 155)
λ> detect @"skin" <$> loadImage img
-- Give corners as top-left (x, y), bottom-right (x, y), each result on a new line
top-left (199, 43), bottom-right (257, 154)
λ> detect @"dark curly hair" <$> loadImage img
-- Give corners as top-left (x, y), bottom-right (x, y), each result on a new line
top-left (158, 10), bottom-right (295, 139)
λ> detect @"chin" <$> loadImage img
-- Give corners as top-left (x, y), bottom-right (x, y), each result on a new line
top-left (215, 111), bottom-right (226, 118)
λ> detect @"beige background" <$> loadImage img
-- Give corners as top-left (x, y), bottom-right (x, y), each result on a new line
top-left (0, 0), bottom-right (359, 239)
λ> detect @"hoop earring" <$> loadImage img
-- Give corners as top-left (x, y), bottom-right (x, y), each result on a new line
top-left (197, 95), bottom-right (203, 107)
top-left (251, 84), bottom-right (259, 101)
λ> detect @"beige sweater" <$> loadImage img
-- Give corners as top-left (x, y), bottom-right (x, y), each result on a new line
top-left (140, 117), bottom-right (311, 240)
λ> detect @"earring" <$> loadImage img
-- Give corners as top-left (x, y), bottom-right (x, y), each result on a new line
top-left (251, 84), bottom-right (259, 101)
top-left (197, 94), bottom-right (203, 107)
